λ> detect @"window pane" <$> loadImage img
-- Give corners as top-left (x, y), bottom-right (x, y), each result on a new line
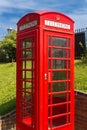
top-left (52, 48), bottom-right (70, 58)
top-left (52, 37), bottom-right (66, 47)
top-left (52, 94), bottom-right (66, 104)
top-left (22, 39), bottom-right (33, 48)
top-left (48, 60), bottom-right (51, 69)
top-left (48, 48), bottom-right (51, 57)
top-left (52, 116), bottom-right (67, 127)
top-left (52, 71), bottom-right (66, 80)
top-left (52, 82), bottom-right (66, 92)
top-left (52, 104), bottom-right (67, 116)
top-left (22, 49), bottom-right (32, 58)
top-left (21, 38), bottom-right (34, 127)
top-left (22, 61), bottom-right (33, 69)
top-left (52, 48), bottom-right (66, 58)
top-left (52, 60), bottom-right (66, 69)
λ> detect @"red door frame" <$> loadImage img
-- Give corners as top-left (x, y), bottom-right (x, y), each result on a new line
top-left (41, 30), bottom-right (74, 130)
top-left (16, 30), bottom-right (39, 130)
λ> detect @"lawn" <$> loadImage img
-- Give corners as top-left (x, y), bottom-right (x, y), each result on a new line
top-left (75, 60), bottom-right (87, 92)
top-left (0, 62), bottom-right (16, 115)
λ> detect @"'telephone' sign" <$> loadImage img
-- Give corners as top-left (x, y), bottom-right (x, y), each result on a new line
top-left (45, 20), bottom-right (70, 30)
top-left (19, 20), bottom-right (37, 31)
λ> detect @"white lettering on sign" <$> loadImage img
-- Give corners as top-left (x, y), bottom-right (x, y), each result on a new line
top-left (19, 20), bottom-right (37, 31)
top-left (45, 20), bottom-right (70, 30)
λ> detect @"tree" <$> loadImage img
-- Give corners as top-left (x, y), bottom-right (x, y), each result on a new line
top-left (0, 30), bottom-right (16, 62)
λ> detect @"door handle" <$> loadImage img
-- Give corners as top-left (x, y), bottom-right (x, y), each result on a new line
top-left (44, 73), bottom-right (48, 80)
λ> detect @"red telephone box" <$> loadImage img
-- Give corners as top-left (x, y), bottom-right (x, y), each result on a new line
top-left (16, 11), bottom-right (74, 130)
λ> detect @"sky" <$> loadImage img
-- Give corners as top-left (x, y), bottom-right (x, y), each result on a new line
top-left (0, 0), bottom-right (87, 39)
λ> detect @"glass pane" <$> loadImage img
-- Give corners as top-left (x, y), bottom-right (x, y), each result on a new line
top-left (23, 71), bottom-right (32, 79)
top-left (26, 39), bottom-right (32, 47)
top-left (48, 83), bottom-right (51, 93)
top-left (52, 60), bottom-right (66, 69)
top-left (22, 41), bottom-right (26, 48)
top-left (48, 48), bottom-right (51, 57)
top-left (48, 120), bottom-right (51, 129)
top-left (67, 114), bottom-right (70, 123)
top-left (26, 71), bottom-right (32, 79)
top-left (21, 38), bottom-right (34, 127)
top-left (52, 94), bottom-right (66, 104)
top-left (67, 60), bottom-right (70, 68)
top-left (67, 93), bottom-right (70, 101)
top-left (22, 49), bottom-right (32, 58)
top-left (22, 82), bottom-right (32, 90)
top-left (22, 39), bottom-right (33, 48)
top-left (67, 50), bottom-right (70, 58)
top-left (52, 82), bottom-right (66, 92)
top-left (68, 82), bottom-right (70, 90)
top-left (68, 71), bottom-right (70, 80)
top-left (52, 37), bottom-right (66, 47)
top-left (67, 39), bottom-right (70, 47)
top-left (52, 71), bottom-right (66, 80)
top-left (68, 104), bottom-right (70, 112)
top-left (52, 104), bottom-right (67, 116)
top-left (52, 116), bottom-right (67, 127)
top-left (48, 36), bottom-right (51, 46)
top-left (48, 95), bottom-right (51, 105)
top-left (48, 60), bottom-right (51, 69)
top-left (22, 61), bottom-right (32, 69)
top-left (52, 48), bottom-right (70, 58)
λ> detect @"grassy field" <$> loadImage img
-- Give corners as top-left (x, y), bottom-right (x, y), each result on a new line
top-left (75, 60), bottom-right (87, 92)
top-left (0, 62), bottom-right (16, 115)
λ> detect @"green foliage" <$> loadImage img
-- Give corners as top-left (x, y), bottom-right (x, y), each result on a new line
top-left (81, 49), bottom-right (87, 64)
top-left (0, 62), bottom-right (16, 115)
top-left (0, 30), bottom-right (16, 62)
top-left (75, 60), bottom-right (87, 92)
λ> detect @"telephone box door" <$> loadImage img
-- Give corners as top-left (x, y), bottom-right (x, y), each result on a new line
top-left (16, 31), bottom-right (38, 130)
top-left (43, 31), bottom-right (74, 130)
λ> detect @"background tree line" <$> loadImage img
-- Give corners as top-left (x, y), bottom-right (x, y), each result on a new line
top-left (0, 30), bottom-right (16, 62)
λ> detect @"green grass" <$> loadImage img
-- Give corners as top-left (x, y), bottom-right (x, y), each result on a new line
top-left (75, 60), bottom-right (87, 92)
top-left (0, 62), bottom-right (16, 115)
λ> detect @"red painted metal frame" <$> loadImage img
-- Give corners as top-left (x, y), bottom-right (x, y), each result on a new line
top-left (44, 31), bottom-right (74, 130)
top-left (16, 11), bottom-right (74, 130)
